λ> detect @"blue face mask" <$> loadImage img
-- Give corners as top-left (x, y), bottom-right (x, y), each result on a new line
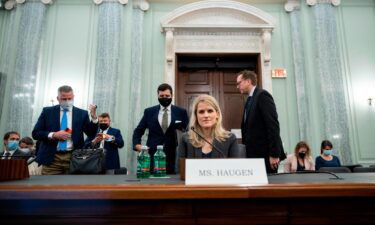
top-left (7, 140), bottom-right (19, 152)
top-left (323, 149), bottom-right (333, 156)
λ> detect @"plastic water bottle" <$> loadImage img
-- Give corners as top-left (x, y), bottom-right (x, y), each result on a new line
top-left (136, 151), bottom-right (143, 179)
top-left (141, 146), bottom-right (150, 178)
top-left (153, 145), bottom-right (166, 177)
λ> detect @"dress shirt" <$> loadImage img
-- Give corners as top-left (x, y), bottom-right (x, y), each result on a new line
top-left (158, 104), bottom-right (171, 128)
top-left (99, 127), bottom-right (109, 149)
top-left (2, 150), bottom-right (16, 159)
top-left (48, 105), bottom-right (98, 151)
top-left (249, 85), bottom-right (256, 97)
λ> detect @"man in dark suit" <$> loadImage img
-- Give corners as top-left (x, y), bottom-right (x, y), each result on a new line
top-left (237, 70), bottom-right (286, 173)
top-left (32, 85), bottom-right (98, 175)
top-left (1, 131), bottom-right (30, 159)
top-left (132, 83), bottom-right (189, 174)
top-left (85, 113), bottom-right (124, 170)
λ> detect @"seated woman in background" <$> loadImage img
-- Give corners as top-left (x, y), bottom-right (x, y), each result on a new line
top-left (284, 141), bottom-right (315, 172)
top-left (178, 94), bottom-right (240, 158)
top-left (315, 140), bottom-right (341, 170)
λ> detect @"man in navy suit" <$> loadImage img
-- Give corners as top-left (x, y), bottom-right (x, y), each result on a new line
top-left (1, 131), bottom-right (31, 159)
top-left (85, 112), bottom-right (124, 170)
top-left (237, 70), bottom-right (286, 173)
top-left (32, 85), bottom-right (98, 175)
top-left (132, 83), bottom-right (189, 174)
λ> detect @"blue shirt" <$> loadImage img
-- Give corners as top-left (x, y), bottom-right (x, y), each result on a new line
top-left (315, 155), bottom-right (341, 170)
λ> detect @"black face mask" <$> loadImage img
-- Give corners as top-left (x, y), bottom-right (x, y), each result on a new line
top-left (158, 97), bottom-right (172, 107)
top-left (99, 123), bottom-right (109, 131)
top-left (298, 152), bottom-right (306, 159)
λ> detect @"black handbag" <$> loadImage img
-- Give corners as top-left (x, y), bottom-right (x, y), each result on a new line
top-left (69, 148), bottom-right (106, 174)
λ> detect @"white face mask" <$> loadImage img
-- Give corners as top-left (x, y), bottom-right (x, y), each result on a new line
top-left (19, 148), bottom-right (31, 154)
top-left (60, 100), bottom-right (74, 110)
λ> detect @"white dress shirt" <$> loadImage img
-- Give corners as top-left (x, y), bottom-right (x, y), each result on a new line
top-left (158, 104), bottom-right (171, 128)
top-left (48, 105), bottom-right (98, 151)
top-left (2, 150), bottom-right (15, 159)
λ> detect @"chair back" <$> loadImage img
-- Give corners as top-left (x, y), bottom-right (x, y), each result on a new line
top-left (318, 166), bottom-right (351, 173)
top-left (232, 144), bottom-right (246, 158)
top-left (353, 167), bottom-right (375, 173)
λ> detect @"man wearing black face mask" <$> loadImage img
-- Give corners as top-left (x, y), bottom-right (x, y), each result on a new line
top-left (132, 83), bottom-right (189, 174)
top-left (85, 113), bottom-right (124, 170)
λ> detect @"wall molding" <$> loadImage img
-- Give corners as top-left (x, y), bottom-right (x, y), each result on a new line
top-left (160, 0), bottom-right (275, 92)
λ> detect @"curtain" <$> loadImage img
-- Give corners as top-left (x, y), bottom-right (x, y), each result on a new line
top-left (2, 2), bottom-right (47, 137)
top-left (312, 3), bottom-right (351, 164)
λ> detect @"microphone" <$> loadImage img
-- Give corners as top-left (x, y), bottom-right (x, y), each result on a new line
top-left (268, 170), bottom-right (343, 180)
top-left (190, 126), bottom-right (226, 158)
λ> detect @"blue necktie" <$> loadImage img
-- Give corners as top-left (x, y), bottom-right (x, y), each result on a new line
top-left (58, 110), bottom-right (68, 151)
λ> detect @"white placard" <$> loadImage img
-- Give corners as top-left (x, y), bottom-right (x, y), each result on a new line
top-left (185, 158), bottom-right (268, 185)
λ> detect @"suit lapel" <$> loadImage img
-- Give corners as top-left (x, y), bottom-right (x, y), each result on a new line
top-left (72, 106), bottom-right (78, 132)
top-left (54, 105), bottom-right (61, 131)
top-left (168, 105), bottom-right (176, 132)
top-left (245, 88), bottom-right (258, 123)
top-left (153, 105), bottom-right (164, 134)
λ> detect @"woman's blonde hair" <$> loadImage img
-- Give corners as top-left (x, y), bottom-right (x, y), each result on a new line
top-left (188, 94), bottom-right (230, 147)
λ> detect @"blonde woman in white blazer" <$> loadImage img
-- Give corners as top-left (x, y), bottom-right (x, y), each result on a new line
top-left (284, 141), bottom-right (315, 172)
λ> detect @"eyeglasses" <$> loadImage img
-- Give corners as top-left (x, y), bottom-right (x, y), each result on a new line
top-left (236, 79), bottom-right (245, 86)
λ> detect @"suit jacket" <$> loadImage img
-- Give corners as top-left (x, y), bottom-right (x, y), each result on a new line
top-left (0, 149), bottom-right (31, 159)
top-left (85, 127), bottom-right (124, 170)
top-left (283, 153), bottom-right (315, 172)
top-left (241, 87), bottom-right (286, 170)
top-left (178, 133), bottom-right (241, 158)
top-left (32, 105), bottom-right (98, 165)
top-left (132, 105), bottom-right (189, 173)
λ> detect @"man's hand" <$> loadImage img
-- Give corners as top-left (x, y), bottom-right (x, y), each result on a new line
top-left (52, 131), bottom-right (71, 141)
top-left (92, 133), bottom-right (104, 145)
top-left (269, 156), bottom-right (280, 171)
top-left (89, 104), bottom-right (97, 120)
top-left (135, 144), bottom-right (142, 152)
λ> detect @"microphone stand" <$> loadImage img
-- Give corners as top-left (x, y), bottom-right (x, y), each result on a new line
top-left (190, 127), bottom-right (226, 158)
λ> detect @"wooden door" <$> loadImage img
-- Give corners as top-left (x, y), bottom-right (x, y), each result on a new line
top-left (176, 69), bottom-right (245, 131)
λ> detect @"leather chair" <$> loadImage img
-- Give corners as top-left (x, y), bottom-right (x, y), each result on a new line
top-left (232, 144), bottom-right (246, 158)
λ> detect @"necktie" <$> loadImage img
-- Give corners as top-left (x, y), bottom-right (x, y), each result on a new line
top-left (4, 152), bottom-right (10, 159)
top-left (244, 96), bottom-right (252, 121)
top-left (58, 109), bottom-right (68, 151)
top-left (161, 108), bottom-right (168, 133)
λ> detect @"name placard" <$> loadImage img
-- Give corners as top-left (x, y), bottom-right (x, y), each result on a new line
top-left (185, 158), bottom-right (268, 185)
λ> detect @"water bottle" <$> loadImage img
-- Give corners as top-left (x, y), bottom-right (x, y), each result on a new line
top-left (136, 151), bottom-right (143, 179)
top-left (141, 146), bottom-right (150, 178)
top-left (153, 145), bottom-right (166, 177)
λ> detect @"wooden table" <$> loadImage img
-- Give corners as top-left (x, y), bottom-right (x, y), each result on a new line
top-left (1, 173), bottom-right (375, 225)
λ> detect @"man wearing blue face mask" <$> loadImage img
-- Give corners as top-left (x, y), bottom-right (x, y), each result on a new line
top-left (32, 85), bottom-right (99, 175)
top-left (1, 131), bottom-right (30, 159)
top-left (315, 139), bottom-right (341, 170)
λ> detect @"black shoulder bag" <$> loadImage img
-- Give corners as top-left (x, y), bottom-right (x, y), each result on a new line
top-left (69, 148), bottom-right (106, 174)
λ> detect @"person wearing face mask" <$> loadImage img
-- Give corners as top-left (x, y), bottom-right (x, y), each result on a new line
top-left (19, 136), bottom-right (35, 156)
top-left (178, 95), bottom-right (240, 159)
top-left (284, 141), bottom-right (315, 172)
top-left (84, 113), bottom-right (124, 170)
top-left (1, 131), bottom-right (31, 160)
top-left (32, 85), bottom-right (99, 175)
top-left (315, 140), bottom-right (341, 171)
top-left (132, 83), bottom-right (189, 174)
